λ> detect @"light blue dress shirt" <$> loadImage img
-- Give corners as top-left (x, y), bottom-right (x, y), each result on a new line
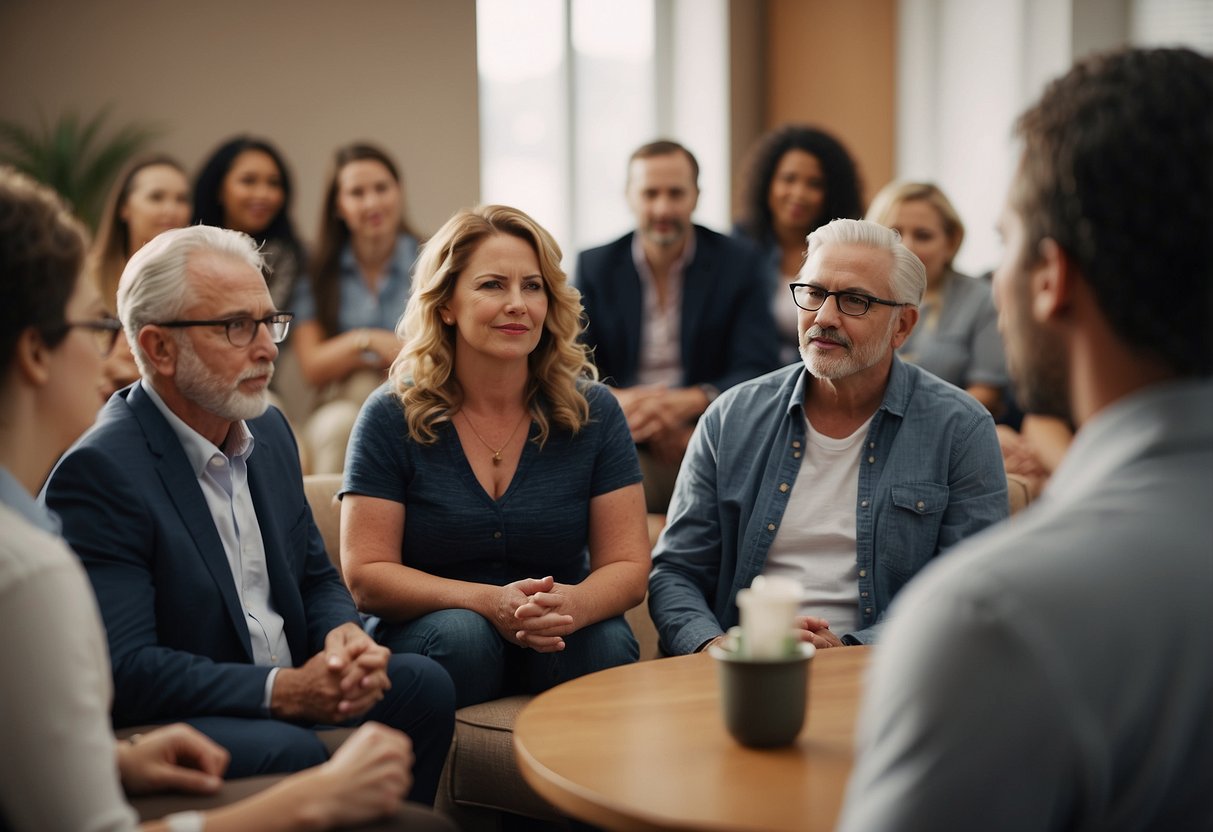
top-left (291, 233), bottom-right (418, 333)
top-left (143, 383), bottom-right (290, 710)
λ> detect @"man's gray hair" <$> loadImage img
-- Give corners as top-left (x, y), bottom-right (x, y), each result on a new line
top-left (117, 225), bottom-right (265, 376)
top-left (804, 218), bottom-right (926, 305)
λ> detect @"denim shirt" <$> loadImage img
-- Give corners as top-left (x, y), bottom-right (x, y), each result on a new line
top-left (648, 357), bottom-right (1008, 654)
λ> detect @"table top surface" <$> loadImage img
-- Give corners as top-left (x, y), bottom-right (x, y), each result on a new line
top-left (514, 646), bottom-right (871, 832)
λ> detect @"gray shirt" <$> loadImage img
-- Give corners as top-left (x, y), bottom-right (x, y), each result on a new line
top-left (898, 268), bottom-right (1007, 389)
top-left (838, 378), bottom-right (1213, 831)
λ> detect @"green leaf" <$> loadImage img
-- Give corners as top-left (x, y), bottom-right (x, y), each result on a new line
top-left (0, 105), bottom-right (163, 229)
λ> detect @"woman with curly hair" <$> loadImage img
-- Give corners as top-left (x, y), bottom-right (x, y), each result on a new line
top-left (339, 204), bottom-right (650, 708)
top-left (734, 124), bottom-right (863, 363)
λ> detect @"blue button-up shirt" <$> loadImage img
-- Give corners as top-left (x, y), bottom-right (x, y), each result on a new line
top-left (649, 357), bottom-right (1008, 654)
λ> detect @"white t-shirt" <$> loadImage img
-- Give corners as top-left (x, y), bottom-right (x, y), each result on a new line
top-left (762, 414), bottom-right (870, 634)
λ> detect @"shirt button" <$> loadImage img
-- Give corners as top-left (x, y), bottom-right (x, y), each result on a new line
top-left (779, 483), bottom-right (789, 493)
top-left (493, 531), bottom-right (502, 539)
top-left (859, 569), bottom-right (867, 578)
top-left (868, 456), bottom-right (876, 464)
top-left (864, 607), bottom-right (873, 615)
top-left (792, 440), bottom-right (802, 448)
top-left (767, 523), bottom-right (776, 532)
top-left (860, 500), bottom-right (869, 508)
top-left (209, 457), bottom-right (224, 468)
top-left (793, 451), bottom-right (802, 459)
top-left (916, 500), bottom-right (926, 511)
top-left (869, 442), bottom-right (876, 449)
top-left (271, 655), bottom-right (278, 663)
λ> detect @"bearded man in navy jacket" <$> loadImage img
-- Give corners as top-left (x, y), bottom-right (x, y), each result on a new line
top-left (43, 225), bottom-right (454, 805)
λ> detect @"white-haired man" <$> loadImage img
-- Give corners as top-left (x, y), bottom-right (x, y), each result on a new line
top-left (649, 218), bottom-right (1008, 654)
top-left (43, 226), bottom-right (455, 805)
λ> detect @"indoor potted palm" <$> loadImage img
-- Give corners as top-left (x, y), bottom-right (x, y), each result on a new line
top-left (0, 107), bottom-right (161, 229)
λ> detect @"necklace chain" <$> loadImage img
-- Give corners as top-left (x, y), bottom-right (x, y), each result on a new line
top-left (460, 409), bottom-right (530, 466)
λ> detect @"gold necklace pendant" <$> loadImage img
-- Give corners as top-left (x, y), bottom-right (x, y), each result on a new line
top-left (461, 409), bottom-right (529, 466)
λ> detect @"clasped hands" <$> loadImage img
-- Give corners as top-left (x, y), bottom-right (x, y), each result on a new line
top-left (613, 385), bottom-right (706, 462)
top-left (703, 614), bottom-right (845, 653)
top-left (272, 622), bottom-right (392, 724)
top-left (492, 575), bottom-right (577, 653)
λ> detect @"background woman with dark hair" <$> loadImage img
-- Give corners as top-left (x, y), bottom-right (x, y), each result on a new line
top-left (192, 135), bottom-right (304, 309)
top-left (193, 135), bottom-right (312, 430)
top-left (292, 142), bottom-right (420, 473)
top-left (734, 124), bottom-right (863, 363)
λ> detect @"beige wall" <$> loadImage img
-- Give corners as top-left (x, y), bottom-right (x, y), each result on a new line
top-left (764, 0), bottom-right (896, 206)
top-left (0, 0), bottom-right (479, 242)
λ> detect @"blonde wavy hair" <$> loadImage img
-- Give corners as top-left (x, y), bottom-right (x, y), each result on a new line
top-left (390, 204), bottom-right (597, 446)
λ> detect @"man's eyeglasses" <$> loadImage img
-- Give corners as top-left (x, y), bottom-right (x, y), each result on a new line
top-left (154, 313), bottom-right (294, 347)
top-left (59, 317), bottom-right (124, 357)
top-left (789, 284), bottom-right (905, 317)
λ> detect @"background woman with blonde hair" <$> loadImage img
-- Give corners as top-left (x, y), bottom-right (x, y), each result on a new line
top-left (340, 204), bottom-right (650, 708)
top-left (866, 181), bottom-right (1007, 414)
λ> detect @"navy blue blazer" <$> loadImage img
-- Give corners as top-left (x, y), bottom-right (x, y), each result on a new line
top-left (574, 226), bottom-right (781, 391)
top-left (42, 382), bottom-right (357, 728)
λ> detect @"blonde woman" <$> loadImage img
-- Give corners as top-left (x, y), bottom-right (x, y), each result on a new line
top-left (340, 205), bottom-right (650, 708)
top-left (866, 181), bottom-right (1007, 415)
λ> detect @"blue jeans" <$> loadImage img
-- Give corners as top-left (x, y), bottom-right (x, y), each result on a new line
top-left (376, 609), bottom-right (638, 708)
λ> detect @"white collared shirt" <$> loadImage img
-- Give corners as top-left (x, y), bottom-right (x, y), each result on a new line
top-left (143, 383), bottom-right (291, 709)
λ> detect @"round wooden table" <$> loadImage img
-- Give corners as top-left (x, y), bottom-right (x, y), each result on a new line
top-left (514, 646), bottom-right (871, 831)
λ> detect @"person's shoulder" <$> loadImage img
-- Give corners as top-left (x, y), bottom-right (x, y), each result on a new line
top-left (714, 364), bottom-right (800, 414)
top-left (0, 504), bottom-right (83, 593)
top-left (577, 232), bottom-right (633, 268)
top-left (696, 225), bottom-right (763, 259)
top-left (902, 360), bottom-right (991, 419)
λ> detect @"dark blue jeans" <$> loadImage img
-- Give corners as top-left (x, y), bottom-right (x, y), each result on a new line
top-left (186, 653), bottom-right (454, 805)
top-left (376, 609), bottom-right (638, 708)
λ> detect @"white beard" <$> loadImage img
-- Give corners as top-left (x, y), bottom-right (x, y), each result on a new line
top-left (175, 344), bottom-right (273, 423)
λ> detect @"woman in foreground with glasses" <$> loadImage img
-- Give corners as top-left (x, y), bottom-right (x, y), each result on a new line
top-left (290, 143), bottom-right (421, 474)
top-left (89, 155), bottom-right (193, 397)
top-left (866, 181), bottom-right (1007, 415)
top-left (0, 169), bottom-right (455, 831)
top-left (339, 205), bottom-right (650, 708)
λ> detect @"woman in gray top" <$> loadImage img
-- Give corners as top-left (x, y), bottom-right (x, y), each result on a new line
top-left (867, 181), bottom-right (1007, 415)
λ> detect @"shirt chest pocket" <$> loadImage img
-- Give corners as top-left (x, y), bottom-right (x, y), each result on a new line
top-left (879, 482), bottom-right (950, 578)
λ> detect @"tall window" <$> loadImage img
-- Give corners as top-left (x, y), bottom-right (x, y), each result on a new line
top-left (477, 0), bottom-right (728, 268)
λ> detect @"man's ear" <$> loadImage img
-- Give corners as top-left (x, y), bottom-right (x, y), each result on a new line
top-left (12, 327), bottom-right (53, 387)
top-left (889, 303), bottom-right (919, 350)
top-left (136, 325), bottom-right (178, 377)
top-left (1031, 238), bottom-right (1073, 325)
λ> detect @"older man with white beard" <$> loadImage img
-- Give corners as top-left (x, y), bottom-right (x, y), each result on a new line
top-left (42, 226), bottom-right (456, 806)
top-left (648, 218), bottom-right (1008, 655)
